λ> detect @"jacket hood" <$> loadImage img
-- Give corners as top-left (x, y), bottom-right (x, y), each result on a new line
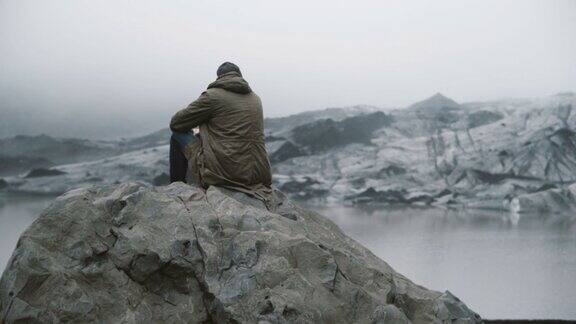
top-left (207, 71), bottom-right (252, 94)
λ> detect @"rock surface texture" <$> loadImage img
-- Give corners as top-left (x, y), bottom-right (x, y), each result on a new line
top-left (0, 182), bottom-right (480, 323)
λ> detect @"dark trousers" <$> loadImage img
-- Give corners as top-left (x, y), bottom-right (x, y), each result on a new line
top-left (169, 131), bottom-right (198, 183)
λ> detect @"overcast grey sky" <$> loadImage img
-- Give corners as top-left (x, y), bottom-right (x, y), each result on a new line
top-left (1, 0), bottom-right (575, 137)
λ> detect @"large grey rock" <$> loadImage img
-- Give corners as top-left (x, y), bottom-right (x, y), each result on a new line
top-left (0, 182), bottom-right (481, 323)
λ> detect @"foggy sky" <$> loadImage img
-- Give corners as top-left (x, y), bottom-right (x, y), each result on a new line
top-left (1, 0), bottom-right (575, 138)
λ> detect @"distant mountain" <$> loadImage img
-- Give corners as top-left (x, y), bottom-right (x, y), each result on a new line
top-left (3, 145), bottom-right (169, 195)
top-left (0, 155), bottom-right (53, 177)
top-left (0, 130), bottom-right (173, 176)
top-left (407, 93), bottom-right (462, 114)
top-left (119, 128), bottom-right (171, 150)
top-left (0, 134), bottom-right (116, 163)
top-left (290, 111), bottom-right (393, 153)
top-left (265, 105), bottom-right (385, 136)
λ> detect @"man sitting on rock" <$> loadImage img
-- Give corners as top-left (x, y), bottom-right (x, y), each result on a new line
top-left (169, 62), bottom-right (273, 201)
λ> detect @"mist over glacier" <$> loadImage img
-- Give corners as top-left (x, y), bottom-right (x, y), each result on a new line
top-left (1, 0), bottom-right (575, 138)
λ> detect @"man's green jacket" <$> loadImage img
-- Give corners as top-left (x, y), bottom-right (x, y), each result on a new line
top-left (170, 71), bottom-right (273, 200)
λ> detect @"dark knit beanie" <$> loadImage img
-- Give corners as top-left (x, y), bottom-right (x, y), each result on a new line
top-left (217, 62), bottom-right (242, 77)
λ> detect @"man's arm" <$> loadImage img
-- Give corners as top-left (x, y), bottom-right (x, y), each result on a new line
top-left (170, 91), bottom-right (214, 132)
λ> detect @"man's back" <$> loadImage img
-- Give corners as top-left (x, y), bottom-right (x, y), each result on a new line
top-left (170, 65), bottom-right (272, 199)
top-left (202, 76), bottom-right (265, 143)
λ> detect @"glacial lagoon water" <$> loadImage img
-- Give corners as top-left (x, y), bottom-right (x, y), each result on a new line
top-left (1, 194), bottom-right (575, 320)
top-left (311, 205), bottom-right (576, 320)
top-left (0, 194), bottom-right (54, 274)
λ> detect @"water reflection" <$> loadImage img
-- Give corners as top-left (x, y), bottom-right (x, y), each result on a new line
top-left (0, 193), bottom-right (53, 272)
